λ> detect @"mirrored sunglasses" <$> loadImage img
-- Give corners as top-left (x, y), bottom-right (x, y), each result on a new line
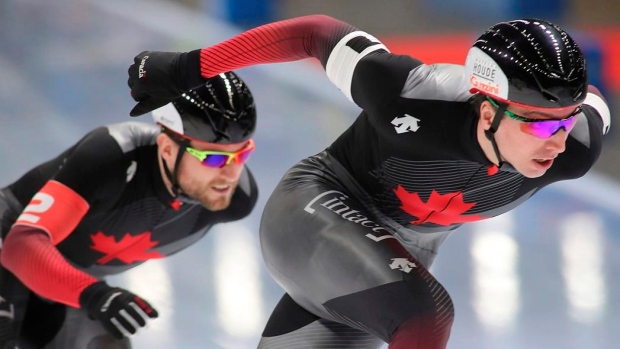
top-left (486, 97), bottom-right (581, 139)
top-left (185, 139), bottom-right (255, 168)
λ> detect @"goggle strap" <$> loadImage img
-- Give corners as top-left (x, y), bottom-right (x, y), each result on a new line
top-left (162, 156), bottom-right (176, 195)
top-left (489, 102), bottom-right (507, 134)
top-left (170, 138), bottom-right (190, 196)
top-left (484, 104), bottom-right (508, 166)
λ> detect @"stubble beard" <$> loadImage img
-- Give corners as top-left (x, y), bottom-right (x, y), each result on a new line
top-left (183, 181), bottom-right (238, 211)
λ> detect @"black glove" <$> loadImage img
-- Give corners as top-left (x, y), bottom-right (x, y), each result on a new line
top-left (79, 281), bottom-right (158, 339)
top-left (127, 49), bottom-right (205, 117)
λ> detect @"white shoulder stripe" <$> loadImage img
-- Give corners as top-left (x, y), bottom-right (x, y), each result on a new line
top-left (584, 92), bottom-right (611, 134)
top-left (325, 31), bottom-right (389, 103)
top-left (107, 122), bottom-right (159, 153)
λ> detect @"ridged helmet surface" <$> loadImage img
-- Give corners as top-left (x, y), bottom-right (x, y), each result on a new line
top-left (152, 71), bottom-right (256, 143)
top-left (464, 18), bottom-right (587, 108)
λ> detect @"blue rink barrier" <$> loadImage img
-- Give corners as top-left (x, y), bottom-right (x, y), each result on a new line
top-left (215, 0), bottom-right (274, 27)
top-left (509, 0), bottom-right (567, 23)
top-left (421, 0), bottom-right (567, 23)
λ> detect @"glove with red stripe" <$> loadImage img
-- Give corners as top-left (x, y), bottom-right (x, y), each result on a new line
top-left (127, 49), bottom-right (205, 117)
top-left (79, 281), bottom-right (158, 339)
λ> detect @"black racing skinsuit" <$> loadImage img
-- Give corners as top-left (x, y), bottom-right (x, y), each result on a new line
top-left (0, 121), bottom-right (258, 348)
top-left (187, 15), bottom-right (607, 349)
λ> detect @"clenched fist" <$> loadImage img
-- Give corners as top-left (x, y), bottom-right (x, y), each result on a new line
top-left (127, 49), bottom-right (205, 116)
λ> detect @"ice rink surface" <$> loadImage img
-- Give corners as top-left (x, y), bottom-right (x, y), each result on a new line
top-left (0, 1), bottom-right (618, 348)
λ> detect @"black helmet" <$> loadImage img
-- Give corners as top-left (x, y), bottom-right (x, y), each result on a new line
top-left (465, 18), bottom-right (587, 108)
top-left (152, 71), bottom-right (256, 144)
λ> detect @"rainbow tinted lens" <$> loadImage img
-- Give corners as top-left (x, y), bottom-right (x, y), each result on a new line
top-left (202, 154), bottom-right (230, 168)
top-left (185, 139), bottom-right (255, 168)
top-left (486, 97), bottom-right (582, 139)
top-left (522, 116), bottom-right (579, 139)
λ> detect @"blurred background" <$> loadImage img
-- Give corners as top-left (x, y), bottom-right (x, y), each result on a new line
top-left (0, 0), bottom-right (618, 348)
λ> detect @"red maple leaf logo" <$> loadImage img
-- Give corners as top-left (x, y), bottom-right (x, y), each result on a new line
top-left (393, 185), bottom-right (483, 226)
top-left (90, 231), bottom-right (164, 264)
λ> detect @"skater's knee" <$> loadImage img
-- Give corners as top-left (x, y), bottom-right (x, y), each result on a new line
top-left (389, 277), bottom-right (455, 349)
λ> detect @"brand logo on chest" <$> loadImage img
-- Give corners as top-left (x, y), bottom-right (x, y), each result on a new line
top-left (391, 114), bottom-right (420, 134)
